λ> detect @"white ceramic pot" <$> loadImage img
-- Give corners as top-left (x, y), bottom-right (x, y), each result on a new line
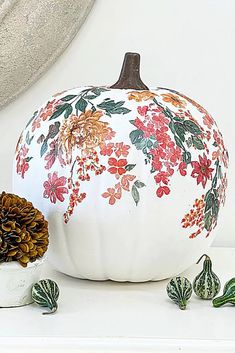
top-left (0, 259), bottom-right (44, 307)
top-left (12, 53), bottom-right (228, 282)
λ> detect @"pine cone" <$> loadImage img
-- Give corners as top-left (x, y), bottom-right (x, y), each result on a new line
top-left (0, 192), bottom-right (49, 267)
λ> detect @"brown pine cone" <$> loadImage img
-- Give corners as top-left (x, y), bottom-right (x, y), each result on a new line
top-left (0, 192), bottom-right (49, 267)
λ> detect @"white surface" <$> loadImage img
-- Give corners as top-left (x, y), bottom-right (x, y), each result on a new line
top-left (1, 247), bottom-right (235, 352)
top-left (0, 0), bottom-right (234, 246)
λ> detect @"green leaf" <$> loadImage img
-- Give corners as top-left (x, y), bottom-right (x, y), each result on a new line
top-left (131, 184), bottom-right (140, 206)
top-left (182, 151), bottom-right (191, 164)
top-left (212, 175), bottom-right (218, 188)
top-left (129, 129), bottom-right (144, 145)
top-left (61, 95), bottom-right (77, 101)
top-left (204, 212), bottom-right (213, 231)
top-left (97, 99), bottom-right (131, 115)
top-left (174, 135), bottom-right (184, 149)
top-left (40, 140), bottom-right (48, 157)
top-left (186, 137), bottom-right (192, 148)
top-left (147, 139), bottom-right (153, 148)
top-left (134, 180), bottom-right (146, 188)
top-left (49, 103), bottom-right (72, 120)
top-left (125, 164), bottom-right (136, 171)
top-left (174, 122), bottom-right (186, 141)
top-left (212, 198), bottom-right (219, 217)
top-left (205, 189), bottom-right (211, 202)
top-left (205, 193), bottom-right (214, 212)
top-left (169, 120), bottom-right (176, 134)
top-left (26, 110), bottom-right (38, 128)
top-left (152, 141), bottom-right (158, 148)
top-left (25, 156), bottom-right (33, 162)
top-left (75, 98), bottom-right (87, 113)
top-left (91, 87), bottom-right (108, 95)
top-left (26, 131), bottom-right (34, 145)
top-left (84, 94), bottom-right (97, 100)
top-left (192, 136), bottom-right (205, 150)
top-left (183, 120), bottom-right (202, 135)
top-left (129, 119), bottom-right (136, 126)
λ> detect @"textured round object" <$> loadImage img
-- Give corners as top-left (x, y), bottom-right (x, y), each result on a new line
top-left (0, 0), bottom-right (94, 108)
top-left (32, 279), bottom-right (59, 315)
top-left (166, 277), bottom-right (192, 310)
top-left (193, 254), bottom-right (221, 299)
top-left (12, 54), bottom-right (228, 282)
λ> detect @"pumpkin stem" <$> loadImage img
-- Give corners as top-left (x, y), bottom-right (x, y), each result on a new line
top-left (196, 254), bottom-right (210, 264)
top-left (110, 52), bottom-right (149, 90)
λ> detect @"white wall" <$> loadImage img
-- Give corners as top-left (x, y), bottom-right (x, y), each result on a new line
top-left (0, 0), bottom-right (234, 246)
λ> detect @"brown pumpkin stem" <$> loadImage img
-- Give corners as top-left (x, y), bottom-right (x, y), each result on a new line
top-left (196, 254), bottom-right (210, 264)
top-left (110, 52), bottom-right (149, 90)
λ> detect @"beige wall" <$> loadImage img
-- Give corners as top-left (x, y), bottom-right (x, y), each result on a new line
top-left (0, 0), bottom-right (234, 245)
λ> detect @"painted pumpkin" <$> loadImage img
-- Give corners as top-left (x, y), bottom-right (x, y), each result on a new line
top-left (13, 53), bottom-right (228, 282)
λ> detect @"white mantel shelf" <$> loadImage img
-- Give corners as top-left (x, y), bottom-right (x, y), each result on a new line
top-left (1, 247), bottom-right (235, 353)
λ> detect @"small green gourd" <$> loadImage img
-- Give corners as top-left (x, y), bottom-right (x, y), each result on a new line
top-left (213, 278), bottom-right (235, 308)
top-left (193, 254), bottom-right (220, 299)
top-left (32, 279), bottom-right (59, 315)
top-left (166, 276), bottom-right (192, 310)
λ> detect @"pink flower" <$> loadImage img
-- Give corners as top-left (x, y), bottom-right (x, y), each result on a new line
top-left (203, 114), bottom-right (214, 129)
top-left (102, 184), bottom-right (122, 205)
top-left (121, 174), bottom-right (136, 191)
top-left (114, 142), bottom-right (130, 158)
top-left (45, 139), bottom-right (66, 169)
top-left (152, 113), bottom-right (169, 129)
top-left (43, 172), bottom-right (68, 203)
top-left (100, 143), bottom-right (114, 156)
top-left (32, 116), bottom-right (41, 132)
top-left (191, 153), bottom-right (214, 188)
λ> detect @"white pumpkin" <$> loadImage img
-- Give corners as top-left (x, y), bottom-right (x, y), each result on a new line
top-left (13, 53), bottom-right (228, 282)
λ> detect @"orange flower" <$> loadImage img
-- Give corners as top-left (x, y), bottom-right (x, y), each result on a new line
top-left (128, 91), bottom-right (156, 102)
top-left (161, 93), bottom-right (186, 108)
top-left (59, 110), bottom-right (110, 162)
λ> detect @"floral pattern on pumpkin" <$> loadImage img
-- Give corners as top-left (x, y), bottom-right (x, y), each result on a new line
top-left (15, 86), bottom-right (228, 237)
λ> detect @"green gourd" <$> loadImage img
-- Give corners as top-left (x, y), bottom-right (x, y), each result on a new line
top-left (166, 276), bottom-right (192, 310)
top-left (213, 278), bottom-right (235, 307)
top-left (32, 279), bottom-right (59, 315)
top-left (193, 254), bottom-right (220, 299)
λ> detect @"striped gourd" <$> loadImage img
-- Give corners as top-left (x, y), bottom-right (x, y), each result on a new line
top-left (213, 278), bottom-right (235, 307)
top-left (193, 254), bottom-right (220, 300)
top-left (166, 277), bottom-right (192, 310)
top-left (32, 279), bottom-right (59, 315)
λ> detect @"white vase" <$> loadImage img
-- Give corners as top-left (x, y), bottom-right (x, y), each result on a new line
top-left (12, 53), bottom-right (228, 282)
top-left (0, 259), bottom-right (44, 307)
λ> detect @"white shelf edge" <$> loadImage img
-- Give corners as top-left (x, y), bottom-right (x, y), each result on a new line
top-left (2, 337), bottom-right (235, 353)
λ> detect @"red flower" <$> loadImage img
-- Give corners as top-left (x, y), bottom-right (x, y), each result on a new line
top-left (108, 158), bottom-right (127, 175)
top-left (43, 172), bottom-right (68, 203)
top-left (154, 171), bottom-right (169, 185)
top-left (137, 106), bottom-right (149, 116)
top-left (179, 162), bottom-right (187, 176)
top-left (191, 153), bottom-right (214, 188)
top-left (156, 186), bottom-right (170, 198)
